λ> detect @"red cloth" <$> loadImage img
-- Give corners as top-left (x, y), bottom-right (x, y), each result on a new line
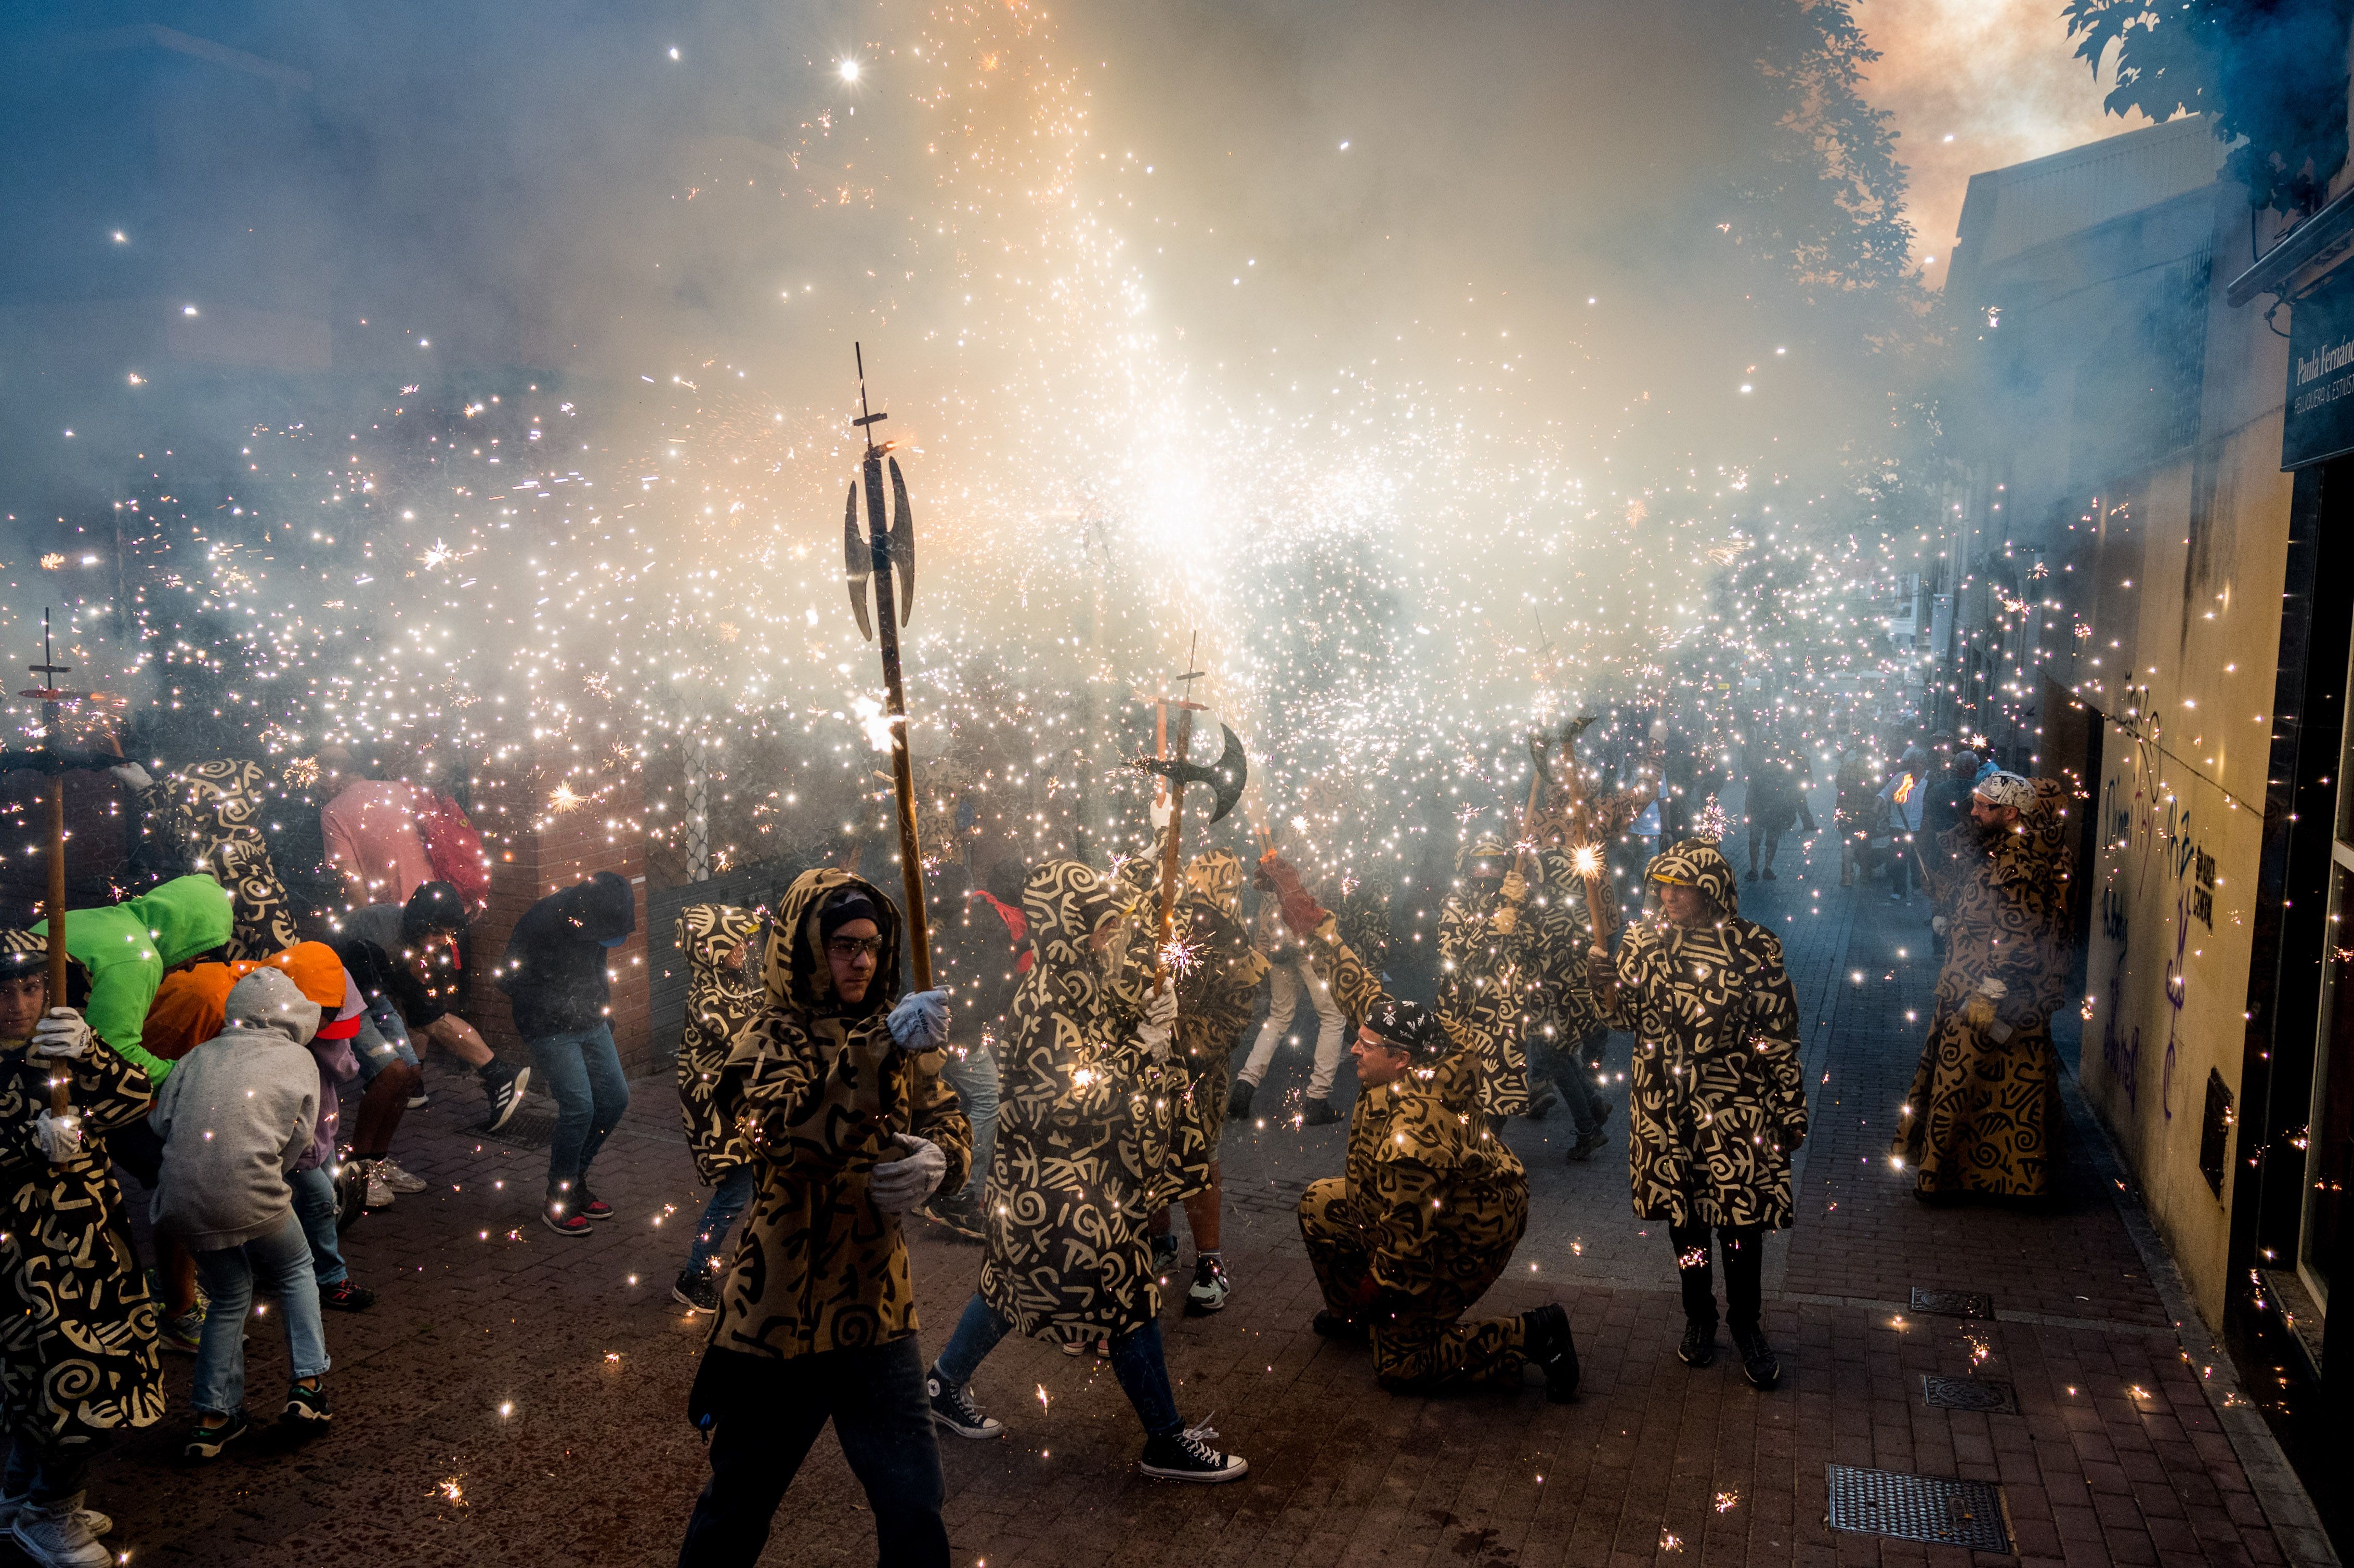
top-left (417, 793), bottom-right (490, 910)
top-left (973, 889), bottom-right (1032, 974)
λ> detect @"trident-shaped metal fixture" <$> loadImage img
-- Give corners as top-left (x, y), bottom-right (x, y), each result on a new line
top-left (835, 346), bottom-right (934, 995)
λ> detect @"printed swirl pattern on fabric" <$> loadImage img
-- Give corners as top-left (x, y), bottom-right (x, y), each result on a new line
top-left (1292, 914), bottom-right (1532, 1387)
top-left (138, 761), bottom-right (299, 961)
top-left (0, 1036), bottom-right (164, 1445)
top-left (979, 859), bottom-right (1195, 1341)
top-left (707, 870), bottom-right (970, 1362)
top-left (1600, 840), bottom-right (1807, 1229)
top-left (1894, 777), bottom-right (2074, 1198)
top-left (674, 903), bottom-right (765, 1185)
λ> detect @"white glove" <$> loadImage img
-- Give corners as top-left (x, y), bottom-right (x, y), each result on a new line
top-left (109, 762), bottom-right (153, 790)
top-left (30, 1009), bottom-right (92, 1060)
top-left (32, 1110), bottom-right (82, 1164)
top-left (867, 1133), bottom-right (947, 1213)
top-left (1137, 983), bottom-right (1179, 1063)
top-left (1973, 977), bottom-right (2008, 1000)
top-left (1931, 916), bottom-right (1949, 937)
top-left (1149, 794), bottom-right (1173, 831)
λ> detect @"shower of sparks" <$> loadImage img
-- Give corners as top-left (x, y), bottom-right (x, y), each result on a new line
top-left (1035, 1383), bottom-right (1052, 1413)
top-left (437, 1477), bottom-right (466, 1506)
top-left (1714, 1490), bottom-right (1739, 1513)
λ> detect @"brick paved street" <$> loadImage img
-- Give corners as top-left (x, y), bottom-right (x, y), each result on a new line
top-left (81, 825), bottom-right (2336, 1567)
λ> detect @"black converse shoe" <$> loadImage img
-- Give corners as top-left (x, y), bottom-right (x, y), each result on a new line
top-left (1678, 1318), bottom-right (1718, 1368)
top-left (1521, 1303), bottom-right (1580, 1403)
top-left (1137, 1419), bottom-right (1248, 1483)
top-left (672, 1270), bottom-right (720, 1313)
top-left (926, 1368), bottom-right (1004, 1440)
top-left (1185, 1256), bottom-right (1232, 1315)
top-left (1731, 1324), bottom-right (1781, 1390)
top-left (1226, 1079), bottom-right (1254, 1119)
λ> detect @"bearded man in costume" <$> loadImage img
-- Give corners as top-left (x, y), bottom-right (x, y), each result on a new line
top-left (1892, 772), bottom-right (2073, 1202)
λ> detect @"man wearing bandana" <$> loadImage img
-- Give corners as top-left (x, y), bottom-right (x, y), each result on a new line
top-left (1585, 840), bottom-right (1807, 1390)
top-left (1257, 857), bottom-right (1580, 1401)
top-left (1893, 772), bottom-right (2074, 1201)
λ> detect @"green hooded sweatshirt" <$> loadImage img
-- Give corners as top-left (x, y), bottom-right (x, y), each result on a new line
top-left (34, 874), bottom-right (236, 1083)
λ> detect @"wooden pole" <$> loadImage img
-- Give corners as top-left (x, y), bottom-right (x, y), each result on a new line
top-left (45, 777), bottom-right (69, 1121)
top-left (864, 448), bottom-right (932, 992)
top-left (1149, 707), bottom-right (1196, 996)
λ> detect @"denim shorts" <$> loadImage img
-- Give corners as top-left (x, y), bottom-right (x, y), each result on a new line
top-left (352, 1002), bottom-right (420, 1088)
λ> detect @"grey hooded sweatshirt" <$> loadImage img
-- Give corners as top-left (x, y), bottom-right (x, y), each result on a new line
top-left (151, 966), bottom-right (321, 1252)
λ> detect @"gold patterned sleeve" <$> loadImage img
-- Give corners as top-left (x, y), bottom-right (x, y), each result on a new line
top-left (1300, 912), bottom-right (1387, 1026)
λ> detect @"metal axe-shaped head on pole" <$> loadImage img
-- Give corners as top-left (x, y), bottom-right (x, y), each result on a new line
top-left (1135, 724), bottom-right (1249, 825)
top-left (841, 344), bottom-right (917, 641)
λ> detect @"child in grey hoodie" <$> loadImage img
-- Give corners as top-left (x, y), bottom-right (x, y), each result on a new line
top-left (150, 966), bottom-right (333, 1461)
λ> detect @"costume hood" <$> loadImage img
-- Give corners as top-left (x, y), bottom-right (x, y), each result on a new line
top-left (765, 869), bottom-right (901, 1018)
top-left (220, 965), bottom-right (321, 1046)
top-left (1646, 839), bottom-right (1740, 918)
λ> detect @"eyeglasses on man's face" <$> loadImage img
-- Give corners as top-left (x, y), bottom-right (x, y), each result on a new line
top-left (827, 935), bottom-right (884, 960)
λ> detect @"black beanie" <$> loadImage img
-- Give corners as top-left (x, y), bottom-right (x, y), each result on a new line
top-left (818, 888), bottom-right (880, 943)
top-left (402, 881), bottom-right (469, 940)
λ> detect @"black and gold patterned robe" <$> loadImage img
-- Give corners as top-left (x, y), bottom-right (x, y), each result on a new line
top-left (1894, 778), bottom-right (2073, 1198)
top-left (1436, 881), bottom-right (1537, 1118)
top-left (1293, 911), bottom-right (1532, 1389)
top-left (674, 904), bottom-right (764, 1187)
top-left (136, 760), bottom-right (299, 961)
top-left (979, 859), bottom-right (1195, 1340)
top-left (704, 870), bottom-right (970, 1360)
top-left (0, 1035), bottom-right (164, 1446)
top-left (1597, 842), bottom-right (1806, 1229)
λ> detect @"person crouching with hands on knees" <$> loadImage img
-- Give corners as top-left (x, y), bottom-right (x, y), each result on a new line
top-left (676, 871), bottom-right (969, 1568)
top-left (1585, 840), bottom-right (1807, 1391)
top-left (1254, 857), bottom-right (1581, 1402)
top-left (0, 932), bottom-right (163, 1568)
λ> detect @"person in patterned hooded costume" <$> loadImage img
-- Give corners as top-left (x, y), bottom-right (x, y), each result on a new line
top-left (925, 859), bottom-right (1249, 1484)
top-left (1436, 834), bottom-right (1538, 1124)
top-left (1253, 855), bottom-right (1579, 1399)
top-left (670, 903), bottom-right (765, 1313)
top-left (678, 870), bottom-right (967, 1568)
top-left (0, 930), bottom-right (162, 1566)
top-left (129, 760), bottom-right (302, 962)
top-left (1893, 772), bottom-right (2073, 1203)
top-left (1522, 844), bottom-right (1617, 1161)
top-left (1585, 839), bottom-right (1806, 1390)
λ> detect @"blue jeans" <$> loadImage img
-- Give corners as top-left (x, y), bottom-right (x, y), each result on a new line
top-left (1533, 1029), bottom-right (1610, 1140)
top-left (937, 1038), bottom-right (998, 1204)
top-left (287, 1164), bottom-right (349, 1286)
top-left (677, 1337), bottom-right (946, 1567)
top-left (686, 1167), bottom-right (755, 1278)
top-left (933, 1295), bottom-right (1180, 1436)
top-left (526, 1022), bottom-right (630, 1198)
top-left (191, 1211), bottom-right (331, 1415)
top-left (353, 1002), bottom-right (420, 1087)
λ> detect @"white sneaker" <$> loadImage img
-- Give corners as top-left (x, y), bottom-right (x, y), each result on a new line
top-left (12, 1499), bottom-right (112, 1567)
top-left (0, 1494), bottom-right (107, 1537)
top-left (356, 1161), bottom-right (395, 1208)
top-left (371, 1158), bottom-right (428, 1194)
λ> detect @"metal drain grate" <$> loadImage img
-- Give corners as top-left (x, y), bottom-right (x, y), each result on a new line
top-left (487, 1104), bottom-right (560, 1152)
top-left (1923, 1375), bottom-right (2017, 1414)
top-left (1826, 1465), bottom-right (2009, 1553)
top-left (1909, 1286), bottom-right (1994, 1319)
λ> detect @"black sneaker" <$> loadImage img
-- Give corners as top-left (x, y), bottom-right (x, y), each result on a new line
top-left (1566, 1129), bottom-right (1610, 1163)
top-left (926, 1368), bottom-right (1004, 1440)
top-left (1226, 1079), bottom-right (1254, 1119)
top-left (1678, 1319), bottom-right (1717, 1368)
top-left (1150, 1233), bottom-right (1179, 1279)
top-left (1138, 1422), bottom-right (1248, 1483)
top-left (672, 1270), bottom-right (720, 1313)
top-left (1732, 1325), bottom-right (1780, 1389)
top-left (319, 1278), bottom-right (375, 1312)
top-left (1523, 1088), bottom-right (1558, 1122)
top-left (1521, 1303), bottom-right (1580, 1402)
top-left (1301, 1099), bottom-right (1339, 1127)
top-left (920, 1191), bottom-right (987, 1243)
top-left (1185, 1256), bottom-right (1232, 1315)
top-left (480, 1063), bottom-right (531, 1133)
top-left (543, 1201), bottom-right (592, 1237)
top-left (282, 1380), bottom-right (332, 1432)
top-left (1311, 1309), bottom-right (1367, 1341)
top-left (575, 1188), bottom-right (617, 1222)
top-left (184, 1409), bottom-right (250, 1463)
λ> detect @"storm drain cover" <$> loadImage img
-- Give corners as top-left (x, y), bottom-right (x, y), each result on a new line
top-left (487, 1105), bottom-right (559, 1152)
top-left (1923, 1375), bottom-right (2017, 1414)
top-left (1826, 1465), bottom-right (2009, 1553)
top-left (1909, 1286), bottom-right (1994, 1319)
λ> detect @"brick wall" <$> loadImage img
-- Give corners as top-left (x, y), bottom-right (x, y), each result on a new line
top-left (461, 770), bottom-right (655, 1076)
